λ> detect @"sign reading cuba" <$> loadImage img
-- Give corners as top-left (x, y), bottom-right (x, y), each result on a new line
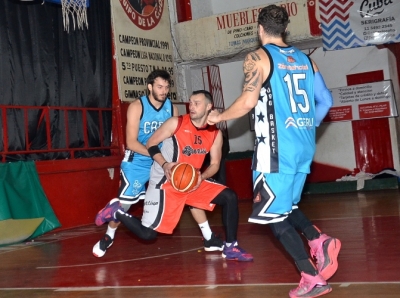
top-left (120, 0), bottom-right (164, 30)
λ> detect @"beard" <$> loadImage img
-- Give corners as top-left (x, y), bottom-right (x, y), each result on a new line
top-left (190, 110), bottom-right (206, 121)
top-left (152, 89), bottom-right (167, 103)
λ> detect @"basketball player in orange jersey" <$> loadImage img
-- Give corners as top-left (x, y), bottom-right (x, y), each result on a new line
top-left (95, 90), bottom-right (253, 261)
top-left (93, 70), bottom-right (222, 257)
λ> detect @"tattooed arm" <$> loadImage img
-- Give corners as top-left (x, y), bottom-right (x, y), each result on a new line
top-left (207, 49), bottom-right (268, 124)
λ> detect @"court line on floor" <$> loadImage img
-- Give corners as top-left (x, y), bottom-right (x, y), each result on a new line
top-left (2, 281), bottom-right (400, 291)
top-left (36, 246), bottom-right (204, 269)
top-left (0, 224), bottom-right (201, 256)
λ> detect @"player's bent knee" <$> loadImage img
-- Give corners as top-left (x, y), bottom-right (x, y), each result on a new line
top-left (212, 188), bottom-right (238, 205)
top-left (224, 188), bottom-right (238, 205)
top-left (140, 227), bottom-right (157, 240)
top-left (270, 220), bottom-right (292, 239)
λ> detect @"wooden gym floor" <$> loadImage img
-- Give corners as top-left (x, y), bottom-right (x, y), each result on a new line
top-left (1, 188), bottom-right (400, 297)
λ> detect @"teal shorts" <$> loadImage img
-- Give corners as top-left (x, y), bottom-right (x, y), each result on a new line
top-left (248, 171), bottom-right (307, 224)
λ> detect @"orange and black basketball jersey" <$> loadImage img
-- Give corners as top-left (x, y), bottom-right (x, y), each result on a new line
top-left (148, 114), bottom-right (219, 187)
top-left (143, 114), bottom-right (223, 233)
top-left (166, 114), bottom-right (219, 169)
top-left (173, 114), bottom-right (219, 169)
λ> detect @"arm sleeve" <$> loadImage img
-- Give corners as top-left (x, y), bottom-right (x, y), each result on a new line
top-left (314, 71), bottom-right (333, 127)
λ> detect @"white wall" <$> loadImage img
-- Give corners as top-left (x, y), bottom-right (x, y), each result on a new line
top-left (309, 46), bottom-right (399, 171)
top-left (190, 0), bottom-right (213, 19)
top-left (190, 63), bottom-right (255, 152)
top-left (218, 61), bottom-right (255, 152)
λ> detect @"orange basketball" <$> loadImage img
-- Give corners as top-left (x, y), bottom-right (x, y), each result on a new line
top-left (170, 163), bottom-right (199, 192)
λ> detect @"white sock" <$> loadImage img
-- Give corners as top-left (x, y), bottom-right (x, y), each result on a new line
top-left (225, 242), bottom-right (236, 247)
top-left (106, 225), bottom-right (117, 239)
top-left (198, 221), bottom-right (212, 240)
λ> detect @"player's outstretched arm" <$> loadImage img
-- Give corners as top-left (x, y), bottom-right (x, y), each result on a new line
top-left (208, 51), bottom-right (264, 125)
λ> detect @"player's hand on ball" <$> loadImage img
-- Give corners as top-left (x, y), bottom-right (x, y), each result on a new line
top-left (163, 162), bottom-right (177, 181)
top-left (188, 170), bottom-right (202, 193)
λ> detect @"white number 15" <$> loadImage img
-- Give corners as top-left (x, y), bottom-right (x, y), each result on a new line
top-left (283, 73), bottom-right (310, 114)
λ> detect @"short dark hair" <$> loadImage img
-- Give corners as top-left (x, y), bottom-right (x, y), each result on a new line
top-left (192, 90), bottom-right (213, 105)
top-left (146, 69), bottom-right (172, 86)
top-left (258, 5), bottom-right (289, 37)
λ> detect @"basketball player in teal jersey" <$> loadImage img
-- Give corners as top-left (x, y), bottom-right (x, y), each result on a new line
top-left (93, 70), bottom-right (222, 257)
top-left (208, 5), bottom-right (340, 298)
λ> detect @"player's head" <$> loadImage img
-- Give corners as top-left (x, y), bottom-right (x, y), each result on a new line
top-left (257, 5), bottom-right (289, 39)
top-left (189, 90), bottom-right (213, 122)
top-left (146, 69), bottom-right (171, 103)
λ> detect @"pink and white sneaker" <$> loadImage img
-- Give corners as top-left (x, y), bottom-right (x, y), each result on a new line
top-left (289, 272), bottom-right (332, 298)
top-left (309, 234), bottom-right (341, 280)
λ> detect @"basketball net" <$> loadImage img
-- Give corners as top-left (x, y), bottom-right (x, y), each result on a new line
top-left (61, 0), bottom-right (88, 32)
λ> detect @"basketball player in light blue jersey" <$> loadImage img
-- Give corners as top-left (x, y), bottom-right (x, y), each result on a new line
top-left (93, 70), bottom-right (222, 257)
top-left (118, 91), bottom-right (173, 205)
top-left (208, 5), bottom-right (341, 298)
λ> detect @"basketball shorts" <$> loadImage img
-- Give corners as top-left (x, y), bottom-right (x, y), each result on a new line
top-left (118, 158), bottom-right (153, 205)
top-left (248, 171), bottom-right (307, 224)
top-left (141, 179), bottom-right (226, 234)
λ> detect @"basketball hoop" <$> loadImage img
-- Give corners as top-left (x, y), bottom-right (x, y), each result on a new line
top-left (61, 0), bottom-right (88, 32)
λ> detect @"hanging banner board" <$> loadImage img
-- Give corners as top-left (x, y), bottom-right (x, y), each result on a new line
top-left (320, 0), bottom-right (400, 51)
top-left (324, 80), bottom-right (397, 122)
top-left (110, 0), bottom-right (177, 102)
top-left (174, 0), bottom-right (318, 61)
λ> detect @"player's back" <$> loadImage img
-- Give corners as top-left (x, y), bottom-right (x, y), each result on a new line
top-left (253, 44), bottom-right (316, 174)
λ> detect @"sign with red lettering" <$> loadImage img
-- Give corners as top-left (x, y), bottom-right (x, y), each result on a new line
top-left (214, 1), bottom-right (309, 50)
top-left (174, 0), bottom-right (314, 61)
top-left (325, 80), bottom-right (397, 122)
top-left (359, 102), bottom-right (391, 119)
top-left (325, 106), bottom-right (353, 122)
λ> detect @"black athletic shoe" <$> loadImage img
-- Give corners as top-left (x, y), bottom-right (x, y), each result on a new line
top-left (92, 234), bottom-right (113, 257)
top-left (204, 233), bottom-right (224, 252)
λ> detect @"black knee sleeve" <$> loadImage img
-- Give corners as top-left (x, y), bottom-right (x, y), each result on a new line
top-left (116, 210), bottom-right (157, 240)
top-left (287, 207), bottom-right (320, 240)
top-left (270, 221), bottom-right (309, 262)
top-left (211, 188), bottom-right (238, 243)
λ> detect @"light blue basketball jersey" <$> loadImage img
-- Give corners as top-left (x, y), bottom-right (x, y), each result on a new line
top-left (252, 44), bottom-right (316, 174)
top-left (123, 95), bottom-right (174, 163)
top-left (138, 95), bottom-right (173, 149)
top-left (119, 95), bottom-right (173, 203)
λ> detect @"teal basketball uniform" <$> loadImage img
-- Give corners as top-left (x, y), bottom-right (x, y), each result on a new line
top-left (249, 44), bottom-right (315, 224)
top-left (119, 95), bottom-right (174, 204)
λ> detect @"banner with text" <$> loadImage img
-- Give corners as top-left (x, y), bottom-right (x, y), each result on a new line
top-left (174, 0), bottom-right (314, 61)
top-left (321, 0), bottom-right (400, 51)
top-left (110, 0), bottom-right (176, 102)
top-left (325, 80), bottom-right (397, 122)
top-left (209, 0), bottom-right (307, 50)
